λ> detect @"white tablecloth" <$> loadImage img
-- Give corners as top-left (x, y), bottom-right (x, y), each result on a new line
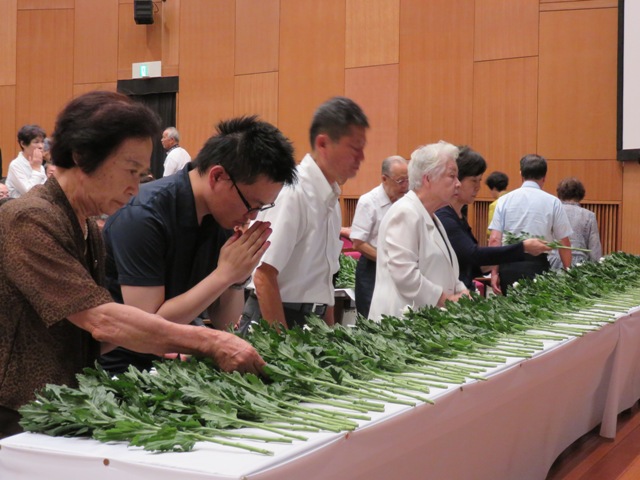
top-left (3, 311), bottom-right (640, 480)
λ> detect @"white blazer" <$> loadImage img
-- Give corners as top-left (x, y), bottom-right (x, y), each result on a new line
top-left (369, 191), bottom-right (466, 321)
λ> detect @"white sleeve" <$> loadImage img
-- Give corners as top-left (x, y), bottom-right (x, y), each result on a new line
top-left (349, 196), bottom-right (374, 242)
top-left (6, 159), bottom-right (46, 198)
top-left (552, 199), bottom-right (573, 240)
top-left (257, 186), bottom-right (305, 272)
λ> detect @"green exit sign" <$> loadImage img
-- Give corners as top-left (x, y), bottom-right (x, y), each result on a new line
top-left (132, 61), bottom-right (161, 79)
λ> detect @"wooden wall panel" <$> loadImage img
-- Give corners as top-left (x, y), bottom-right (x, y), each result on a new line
top-left (233, 72), bottom-right (279, 127)
top-left (621, 161), bottom-right (640, 254)
top-left (472, 57), bottom-right (538, 199)
top-left (474, 0), bottom-right (538, 61)
top-left (545, 160), bottom-right (623, 202)
top-left (540, 0), bottom-right (617, 11)
top-left (398, 0), bottom-right (475, 156)
top-left (538, 8), bottom-right (617, 160)
top-left (161, 0), bottom-right (180, 72)
top-left (0, 0), bottom-right (17, 86)
top-left (278, 0), bottom-right (346, 160)
top-left (74, 0), bottom-right (118, 84)
top-left (343, 64), bottom-right (399, 196)
top-left (17, 0), bottom-right (72, 9)
top-left (117, 3), bottom-right (162, 79)
top-left (0, 86), bottom-right (17, 177)
top-left (178, 0), bottom-right (235, 155)
top-left (16, 9), bottom-right (73, 136)
top-left (345, 0), bottom-right (399, 68)
top-left (72, 82), bottom-right (118, 98)
top-left (235, 0), bottom-right (279, 75)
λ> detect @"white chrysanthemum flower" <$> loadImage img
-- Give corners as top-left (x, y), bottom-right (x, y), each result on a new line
top-left (533, 278), bottom-right (537, 283)
top-left (302, 324), bottom-right (312, 332)
top-left (512, 281), bottom-right (520, 289)
top-left (576, 262), bottom-right (583, 267)
top-left (599, 257), bottom-right (606, 263)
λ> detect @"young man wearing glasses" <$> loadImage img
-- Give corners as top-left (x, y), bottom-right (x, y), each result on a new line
top-left (240, 97), bottom-right (369, 331)
top-left (349, 155), bottom-right (409, 318)
top-left (100, 116), bottom-right (296, 373)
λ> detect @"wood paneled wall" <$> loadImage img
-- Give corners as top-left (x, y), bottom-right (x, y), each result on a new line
top-left (1, 0), bottom-right (635, 251)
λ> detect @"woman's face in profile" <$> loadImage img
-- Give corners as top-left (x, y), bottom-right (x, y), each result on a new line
top-left (431, 159), bottom-right (460, 207)
top-left (456, 174), bottom-right (483, 206)
top-left (82, 137), bottom-right (152, 216)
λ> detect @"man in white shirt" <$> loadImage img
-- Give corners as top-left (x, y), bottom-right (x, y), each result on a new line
top-left (5, 125), bottom-right (47, 198)
top-left (161, 127), bottom-right (191, 177)
top-left (488, 154), bottom-right (573, 294)
top-left (350, 155), bottom-right (408, 318)
top-left (241, 96), bottom-right (369, 330)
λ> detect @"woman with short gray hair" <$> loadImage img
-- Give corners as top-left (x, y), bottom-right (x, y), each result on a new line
top-left (369, 141), bottom-right (469, 321)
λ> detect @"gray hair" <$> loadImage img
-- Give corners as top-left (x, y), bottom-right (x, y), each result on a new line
top-left (381, 155), bottom-right (408, 176)
top-left (408, 140), bottom-right (459, 191)
top-left (164, 127), bottom-right (180, 142)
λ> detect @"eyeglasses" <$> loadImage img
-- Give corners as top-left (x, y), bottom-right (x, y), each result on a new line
top-left (384, 175), bottom-right (409, 185)
top-left (227, 171), bottom-right (275, 215)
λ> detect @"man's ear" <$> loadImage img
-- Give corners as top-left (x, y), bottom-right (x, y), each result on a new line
top-left (314, 133), bottom-right (330, 155)
top-left (208, 164), bottom-right (225, 188)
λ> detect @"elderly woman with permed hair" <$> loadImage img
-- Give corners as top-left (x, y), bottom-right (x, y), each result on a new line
top-left (368, 140), bottom-right (469, 321)
top-left (549, 177), bottom-right (603, 269)
top-left (0, 91), bottom-right (266, 438)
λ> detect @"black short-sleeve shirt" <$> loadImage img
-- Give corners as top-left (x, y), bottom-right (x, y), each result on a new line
top-left (101, 165), bottom-right (231, 372)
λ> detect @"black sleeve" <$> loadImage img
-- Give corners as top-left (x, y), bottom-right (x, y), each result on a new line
top-left (437, 208), bottom-right (525, 268)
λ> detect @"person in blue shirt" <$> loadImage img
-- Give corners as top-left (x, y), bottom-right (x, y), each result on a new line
top-left (436, 147), bottom-right (549, 292)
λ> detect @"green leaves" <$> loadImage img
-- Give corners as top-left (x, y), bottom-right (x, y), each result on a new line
top-left (335, 253), bottom-right (357, 288)
top-left (504, 230), bottom-right (591, 252)
top-left (19, 253), bottom-right (640, 455)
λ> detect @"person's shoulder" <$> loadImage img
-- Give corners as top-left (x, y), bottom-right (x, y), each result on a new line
top-left (388, 192), bottom-right (417, 216)
top-left (0, 193), bottom-right (61, 231)
top-left (137, 174), bottom-right (185, 205)
top-left (581, 206), bottom-right (597, 220)
top-left (357, 185), bottom-right (380, 204)
top-left (435, 205), bottom-right (455, 219)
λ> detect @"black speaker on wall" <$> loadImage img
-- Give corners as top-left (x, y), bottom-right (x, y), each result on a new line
top-left (134, 0), bottom-right (154, 25)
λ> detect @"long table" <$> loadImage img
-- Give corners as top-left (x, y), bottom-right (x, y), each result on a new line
top-left (2, 309), bottom-right (640, 480)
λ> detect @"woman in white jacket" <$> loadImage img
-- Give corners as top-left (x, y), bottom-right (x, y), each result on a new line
top-left (369, 140), bottom-right (469, 321)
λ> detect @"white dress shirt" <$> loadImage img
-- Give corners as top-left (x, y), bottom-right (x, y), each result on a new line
top-left (162, 146), bottom-right (191, 177)
top-left (350, 184), bottom-right (392, 248)
top-left (252, 154), bottom-right (342, 305)
top-left (489, 180), bottom-right (573, 243)
top-left (5, 152), bottom-right (46, 198)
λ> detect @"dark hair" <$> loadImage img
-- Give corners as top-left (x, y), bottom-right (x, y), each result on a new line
top-left (192, 116), bottom-right (297, 185)
top-left (556, 177), bottom-right (586, 202)
top-left (485, 171), bottom-right (509, 191)
top-left (456, 146), bottom-right (487, 180)
top-left (17, 125), bottom-right (46, 150)
top-left (309, 96), bottom-right (369, 149)
top-left (520, 154), bottom-right (547, 180)
top-left (50, 91), bottom-right (161, 174)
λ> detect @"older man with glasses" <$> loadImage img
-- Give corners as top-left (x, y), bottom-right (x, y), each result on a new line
top-left (99, 116), bottom-right (297, 374)
top-left (349, 155), bottom-right (409, 318)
